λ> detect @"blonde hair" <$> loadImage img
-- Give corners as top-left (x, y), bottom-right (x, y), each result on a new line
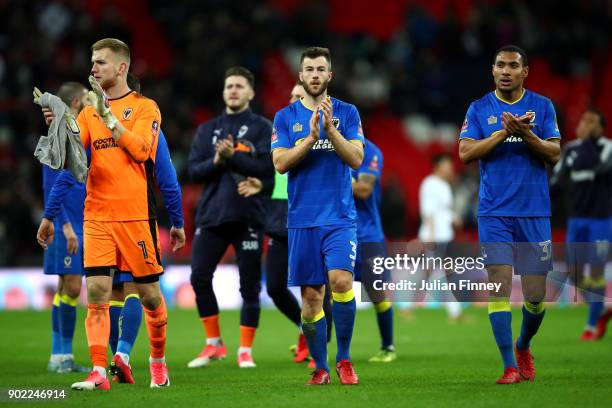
top-left (91, 38), bottom-right (130, 63)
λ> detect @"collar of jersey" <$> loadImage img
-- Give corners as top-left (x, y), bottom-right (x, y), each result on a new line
top-left (494, 88), bottom-right (525, 105)
top-left (223, 107), bottom-right (252, 118)
top-left (299, 96), bottom-right (331, 111)
top-left (108, 90), bottom-right (134, 101)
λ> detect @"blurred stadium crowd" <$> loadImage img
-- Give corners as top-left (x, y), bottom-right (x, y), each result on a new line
top-left (0, 0), bottom-right (609, 265)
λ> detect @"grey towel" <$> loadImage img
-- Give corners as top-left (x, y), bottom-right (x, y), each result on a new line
top-left (34, 92), bottom-right (88, 183)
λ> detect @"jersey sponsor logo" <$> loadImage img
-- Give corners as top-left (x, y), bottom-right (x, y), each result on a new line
top-left (487, 115), bottom-right (497, 125)
top-left (460, 118), bottom-right (468, 133)
top-left (332, 117), bottom-right (340, 129)
top-left (93, 137), bottom-right (118, 150)
top-left (123, 108), bottom-right (133, 120)
top-left (242, 239), bottom-right (259, 251)
top-left (312, 138), bottom-right (335, 151)
top-left (504, 135), bottom-right (524, 143)
top-left (237, 125), bottom-right (248, 138)
top-left (292, 122), bottom-right (303, 132)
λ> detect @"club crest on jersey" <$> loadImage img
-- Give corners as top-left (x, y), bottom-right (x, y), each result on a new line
top-left (237, 125), bottom-right (248, 138)
top-left (122, 108), bottom-right (133, 120)
top-left (526, 111), bottom-right (536, 123)
top-left (292, 122), bottom-right (303, 132)
top-left (151, 120), bottom-right (159, 136)
top-left (271, 126), bottom-right (278, 143)
top-left (64, 256), bottom-right (72, 268)
top-left (487, 115), bottom-right (497, 125)
top-left (332, 117), bottom-right (340, 129)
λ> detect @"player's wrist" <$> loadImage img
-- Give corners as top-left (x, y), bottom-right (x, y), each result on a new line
top-left (102, 112), bottom-right (118, 130)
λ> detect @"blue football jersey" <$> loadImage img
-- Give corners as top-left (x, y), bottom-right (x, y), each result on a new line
top-left (352, 140), bottom-right (385, 242)
top-left (459, 89), bottom-right (561, 217)
top-left (272, 96), bottom-right (365, 228)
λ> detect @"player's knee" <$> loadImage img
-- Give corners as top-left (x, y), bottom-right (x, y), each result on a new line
top-left (62, 279), bottom-right (82, 299)
top-left (87, 281), bottom-right (110, 303)
top-left (329, 275), bottom-right (352, 294)
top-left (302, 288), bottom-right (323, 308)
top-left (141, 294), bottom-right (161, 310)
top-left (266, 285), bottom-right (285, 300)
top-left (523, 288), bottom-right (546, 303)
top-left (190, 272), bottom-right (213, 292)
top-left (239, 277), bottom-right (261, 296)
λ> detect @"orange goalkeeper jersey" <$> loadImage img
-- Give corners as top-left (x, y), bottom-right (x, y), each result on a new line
top-left (77, 91), bottom-right (161, 221)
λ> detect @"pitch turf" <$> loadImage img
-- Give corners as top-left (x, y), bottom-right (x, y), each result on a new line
top-left (1, 307), bottom-right (611, 407)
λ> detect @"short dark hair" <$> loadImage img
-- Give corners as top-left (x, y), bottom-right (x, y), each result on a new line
top-left (127, 72), bottom-right (141, 93)
top-left (224, 66), bottom-right (255, 89)
top-left (432, 153), bottom-right (453, 167)
top-left (586, 107), bottom-right (606, 129)
top-left (57, 82), bottom-right (87, 106)
top-left (300, 47), bottom-right (331, 69)
top-left (493, 45), bottom-right (528, 67)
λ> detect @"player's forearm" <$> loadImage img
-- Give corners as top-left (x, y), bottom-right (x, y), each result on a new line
top-left (272, 137), bottom-right (316, 174)
top-left (188, 157), bottom-right (222, 183)
top-left (327, 128), bottom-right (363, 169)
top-left (226, 154), bottom-right (275, 178)
top-left (43, 172), bottom-right (75, 221)
top-left (352, 180), bottom-right (373, 200)
top-left (459, 130), bottom-right (507, 163)
top-left (114, 124), bottom-right (152, 162)
top-left (522, 132), bottom-right (561, 165)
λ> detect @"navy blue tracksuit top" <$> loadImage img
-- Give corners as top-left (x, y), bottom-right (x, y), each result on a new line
top-left (188, 109), bottom-right (274, 228)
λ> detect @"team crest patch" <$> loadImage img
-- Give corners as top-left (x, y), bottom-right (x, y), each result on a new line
top-left (526, 111), bottom-right (536, 122)
top-left (292, 122), bottom-right (303, 132)
top-left (151, 120), bottom-right (159, 136)
top-left (332, 117), bottom-right (340, 129)
top-left (487, 115), bottom-right (497, 125)
top-left (237, 125), bottom-right (248, 138)
top-left (123, 108), bottom-right (133, 120)
top-left (271, 127), bottom-right (278, 143)
top-left (64, 256), bottom-right (72, 268)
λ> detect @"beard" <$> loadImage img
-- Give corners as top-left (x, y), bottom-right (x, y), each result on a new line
top-left (304, 79), bottom-right (329, 98)
top-left (226, 100), bottom-right (248, 113)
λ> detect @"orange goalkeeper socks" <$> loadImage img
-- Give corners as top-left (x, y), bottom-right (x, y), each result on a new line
top-left (240, 325), bottom-right (256, 348)
top-left (144, 296), bottom-right (167, 359)
top-left (85, 304), bottom-right (110, 368)
top-left (201, 314), bottom-right (221, 340)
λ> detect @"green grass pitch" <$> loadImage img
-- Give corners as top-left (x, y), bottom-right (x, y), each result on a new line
top-left (1, 307), bottom-right (611, 407)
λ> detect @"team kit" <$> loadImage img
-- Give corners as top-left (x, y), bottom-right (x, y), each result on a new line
top-left (33, 39), bottom-right (611, 390)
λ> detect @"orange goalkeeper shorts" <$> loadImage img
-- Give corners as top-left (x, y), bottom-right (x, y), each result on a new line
top-left (84, 220), bottom-right (163, 282)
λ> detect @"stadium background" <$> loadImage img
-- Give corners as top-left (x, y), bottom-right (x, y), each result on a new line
top-left (0, 0), bottom-right (610, 309)
top-left (0, 2), bottom-right (611, 406)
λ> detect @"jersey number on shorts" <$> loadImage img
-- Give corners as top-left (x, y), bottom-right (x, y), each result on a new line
top-left (138, 240), bottom-right (148, 259)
